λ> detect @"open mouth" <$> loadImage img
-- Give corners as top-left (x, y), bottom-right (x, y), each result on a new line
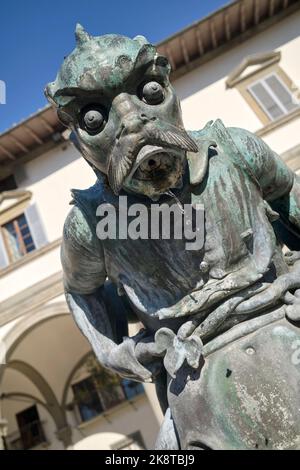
top-left (128, 145), bottom-right (184, 183)
top-left (122, 145), bottom-right (185, 199)
top-left (134, 152), bottom-right (175, 181)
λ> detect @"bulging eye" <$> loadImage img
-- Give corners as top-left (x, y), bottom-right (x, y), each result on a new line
top-left (141, 81), bottom-right (164, 105)
top-left (82, 107), bottom-right (105, 133)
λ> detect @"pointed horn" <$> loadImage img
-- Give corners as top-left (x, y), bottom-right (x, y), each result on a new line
top-left (75, 23), bottom-right (90, 45)
top-left (133, 35), bottom-right (149, 46)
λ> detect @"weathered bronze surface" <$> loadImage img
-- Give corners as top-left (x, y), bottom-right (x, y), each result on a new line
top-left (46, 26), bottom-right (300, 449)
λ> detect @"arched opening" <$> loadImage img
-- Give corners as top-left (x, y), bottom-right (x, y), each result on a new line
top-left (0, 304), bottom-right (90, 449)
top-left (62, 352), bottom-right (145, 427)
top-left (0, 303), bottom-right (159, 449)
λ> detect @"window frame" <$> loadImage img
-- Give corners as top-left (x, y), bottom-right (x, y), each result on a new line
top-left (72, 375), bottom-right (105, 423)
top-left (71, 371), bottom-right (144, 423)
top-left (247, 72), bottom-right (298, 121)
top-left (227, 53), bottom-right (300, 127)
top-left (0, 192), bottom-right (48, 270)
top-left (15, 405), bottom-right (46, 450)
top-left (1, 213), bottom-right (36, 263)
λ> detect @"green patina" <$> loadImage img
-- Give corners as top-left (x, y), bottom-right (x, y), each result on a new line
top-left (45, 26), bottom-right (300, 450)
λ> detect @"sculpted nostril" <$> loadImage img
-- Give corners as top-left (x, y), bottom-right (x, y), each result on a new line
top-left (140, 114), bottom-right (157, 123)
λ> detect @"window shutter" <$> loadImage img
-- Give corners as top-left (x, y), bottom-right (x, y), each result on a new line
top-left (248, 73), bottom-right (298, 122)
top-left (0, 230), bottom-right (9, 269)
top-left (25, 203), bottom-right (48, 250)
top-left (265, 75), bottom-right (297, 113)
top-left (249, 82), bottom-right (284, 120)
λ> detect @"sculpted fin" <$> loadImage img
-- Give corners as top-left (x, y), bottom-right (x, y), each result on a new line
top-left (75, 24), bottom-right (91, 46)
top-left (187, 139), bottom-right (217, 185)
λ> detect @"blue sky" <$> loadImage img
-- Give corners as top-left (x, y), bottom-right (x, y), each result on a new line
top-left (0, 0), bottom-right (228, 133)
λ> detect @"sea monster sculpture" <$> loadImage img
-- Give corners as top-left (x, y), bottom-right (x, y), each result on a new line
top-left (45, 25), bottom-right (300, 449)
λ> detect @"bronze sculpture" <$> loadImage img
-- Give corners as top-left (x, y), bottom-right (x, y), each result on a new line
top-left (45, 26), bottom-right (300, 449)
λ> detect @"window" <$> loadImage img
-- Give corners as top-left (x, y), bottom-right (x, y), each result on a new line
top-left (16, 405), bottom-right (46, 450)
top-left (122, 378), bottom-right (144, 400)
top-left (72, 376), bottom-right (104, 422)
top-left (226, 52), bottom-right (300, 126)
top-left (72, 372), bottom-right (144, 423)
top-left (0, 203), bottom-right (48, 268)
top-left (248, 73), bottom-right (298, 121)
top-left (1, 213), bottom-right (35, 263)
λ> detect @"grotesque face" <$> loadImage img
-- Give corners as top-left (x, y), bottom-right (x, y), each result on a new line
top-left (45, 25), bottom-right (197, 200)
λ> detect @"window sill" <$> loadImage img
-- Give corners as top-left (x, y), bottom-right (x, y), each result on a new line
top-left (77, 393), bottom-right (146, 430)
top-left (0, 238), bottom-right (61, 278)
top-left (256, 107), bottom-right (300, 137)
top-left (0, 238), bottom-right (61, 279)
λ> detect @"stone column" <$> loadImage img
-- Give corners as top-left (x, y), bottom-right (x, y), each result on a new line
top-left (0, 418), bottom-right (8, 450)
top-left (56, 425), bottom-right (73, 449)
top-left (143, 383), bottom-right (164, 425)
